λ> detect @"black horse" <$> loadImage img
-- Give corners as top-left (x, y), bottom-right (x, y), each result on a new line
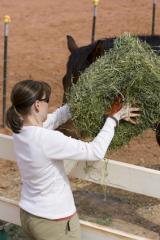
top-left (62, 35), bottom-right (160, 144)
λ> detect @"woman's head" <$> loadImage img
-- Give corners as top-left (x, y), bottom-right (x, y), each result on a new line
top-left (7, 80), bottom-right (51, 133)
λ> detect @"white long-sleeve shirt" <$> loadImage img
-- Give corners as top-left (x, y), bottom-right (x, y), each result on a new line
top-left (13, 104), bottom-right (116, 220)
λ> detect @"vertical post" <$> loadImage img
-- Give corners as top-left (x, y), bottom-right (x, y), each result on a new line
top-left (2, 15), bottom-right (11, 127)
top-left (91, 0), bottom-right (100, 43)
top-left (152, 0), bottom-right (156, 35)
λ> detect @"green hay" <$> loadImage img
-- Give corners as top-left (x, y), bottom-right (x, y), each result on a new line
top-left (67, 33), bottom-right (160, 150)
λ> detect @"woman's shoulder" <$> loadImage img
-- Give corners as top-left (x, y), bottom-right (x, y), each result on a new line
top-left (14, 125), bottom-right (56, 141)
top-left (15, 126), bottom-right (66, 146)
top-left (37, 126), bottom-right (65, 142)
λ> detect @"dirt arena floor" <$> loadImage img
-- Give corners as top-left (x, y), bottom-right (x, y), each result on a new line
top-left (0, 0), bottom-right (160, 239)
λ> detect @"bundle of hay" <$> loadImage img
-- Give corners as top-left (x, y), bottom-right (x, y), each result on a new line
top-left (67, 34), bottom-right (160, 150)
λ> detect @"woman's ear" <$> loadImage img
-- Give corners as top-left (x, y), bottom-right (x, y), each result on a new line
top-left (34, 100), bottom-right (40, 112)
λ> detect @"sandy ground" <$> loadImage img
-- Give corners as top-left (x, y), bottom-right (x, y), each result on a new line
top-left (0, 0), bottom-right (160, 238)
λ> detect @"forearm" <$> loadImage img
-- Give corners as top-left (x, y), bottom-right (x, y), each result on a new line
top-left (63, 117), bottom-right (116, 161)
top-left (89, 117), bottom-right (116, 160)
top-left (43, 104), bottom-right (71, 129)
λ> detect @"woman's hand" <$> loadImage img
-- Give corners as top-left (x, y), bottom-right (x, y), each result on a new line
top-left (107, 96), bottom-right (141, 125)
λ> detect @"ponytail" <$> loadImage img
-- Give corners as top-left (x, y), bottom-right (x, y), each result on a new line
top-left (6, 106), bottom-right (23, 134)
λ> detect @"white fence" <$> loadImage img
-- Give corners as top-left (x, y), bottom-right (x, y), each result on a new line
top-left (1, 134), bottom-right (160, 199)
top-left (0, 133), bottom-right (159, 240)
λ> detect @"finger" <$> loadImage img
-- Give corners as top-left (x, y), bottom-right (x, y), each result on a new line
top-left (124, 116), bottom-right (140, 124)
top-left (127, 118), bottom-right (137, 125)
top-left (129, 113), bottom-right (141, 117)
top-left (129, 107), bottom-right (141, 112)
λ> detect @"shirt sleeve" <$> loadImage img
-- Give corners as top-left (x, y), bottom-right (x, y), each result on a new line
top-left (42, 117), bottom-right (116, 161)
top-left (43, 104), bottom-right (71, 130)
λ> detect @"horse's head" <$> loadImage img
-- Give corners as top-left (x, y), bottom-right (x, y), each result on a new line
top-left (62, 35), bottom-right (110, 102)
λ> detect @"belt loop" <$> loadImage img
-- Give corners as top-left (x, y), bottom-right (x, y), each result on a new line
top-left (67, 220), bottom-right (70, 231)
top-left (65, 220), bottom-right (71, 234)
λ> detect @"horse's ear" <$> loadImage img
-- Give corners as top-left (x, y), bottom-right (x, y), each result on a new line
top-left (87, 40), bottom-right (105, 63)
top-left (67, 35), bottom-right (78, 53)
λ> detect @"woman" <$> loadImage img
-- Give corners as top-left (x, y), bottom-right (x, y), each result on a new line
top-left (7, 79), bottom-right (140, 240)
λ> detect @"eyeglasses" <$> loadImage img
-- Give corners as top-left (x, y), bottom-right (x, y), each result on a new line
top-left (39, 98), bottom-right (49, 103)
